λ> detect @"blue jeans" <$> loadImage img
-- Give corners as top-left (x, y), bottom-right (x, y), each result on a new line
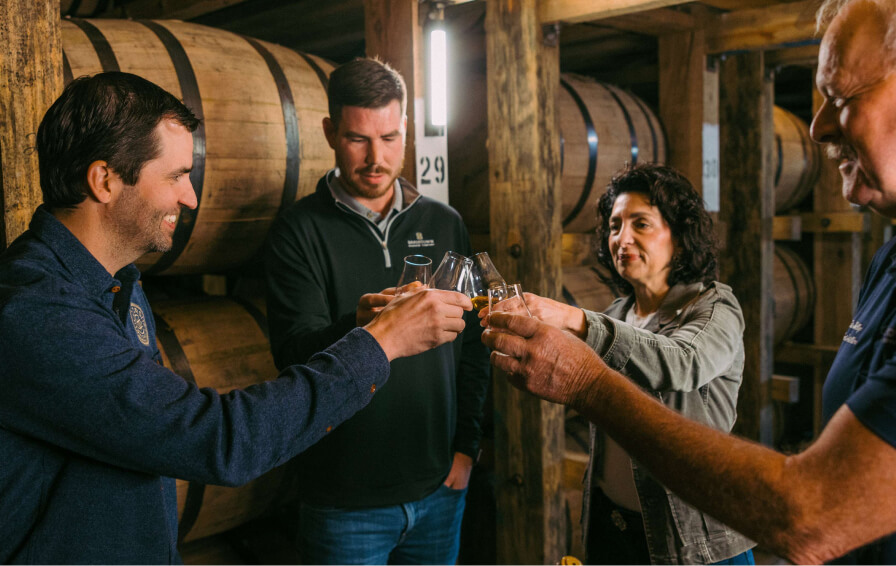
top-left (298, 483), bottom-right (468, 565)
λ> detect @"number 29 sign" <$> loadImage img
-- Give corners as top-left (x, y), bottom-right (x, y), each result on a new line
top-left (416, 134), bottom-right (449, 204)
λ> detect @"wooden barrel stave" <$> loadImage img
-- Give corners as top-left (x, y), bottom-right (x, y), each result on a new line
top-left (152, 295), bottom-right (294, 543)
top-left (774, 106), bottom-right (821, 213)
top-left (449, 73), bottom-right (667, 235)
top-left (772, 246), bottom-right (816, 345)
top-left (61, 19), bottom-right (333, 275)
top-left (559, 75), bottom-right (667, 233)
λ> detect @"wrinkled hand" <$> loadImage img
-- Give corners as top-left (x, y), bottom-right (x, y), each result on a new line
top-left (480, 292), bottom-right (587, 338)
top-left (482, 312), bottom-right (607, 410)
top-left (443, 452), bottom-right (474, 490)
top-left (365, 289), bottom-right (471, 360)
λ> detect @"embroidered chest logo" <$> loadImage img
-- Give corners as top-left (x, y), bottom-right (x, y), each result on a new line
top-left (407, 231), bottom-right (435, 248)
top-left (842, 319), bottom-right (864, 345)
top-left (130, 303), bottom-right (151, 346)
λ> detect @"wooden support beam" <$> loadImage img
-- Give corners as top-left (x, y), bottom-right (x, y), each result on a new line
top-left (598, 7), bottom-right (697, 35)
top-left (659, 27), bottom-right (709, 196)
top-left (1, 0), bottom-right (63, 248)
top-left (772, 215), bottom-right (802, 241)
top-left (705, 0), bottom-right (819, 55)
top-left (487, 1), bottom-right (565, 563)
top-left (364, 0), bottom-right (422, 184)
top-left (765, 44), bottom-right (820, 70)
top-left (718, 51), bottom-right (774, 445)
top-left (771, 375), bottom-right (800, 403)
top-left (538, 0), bottom-right (688, 24)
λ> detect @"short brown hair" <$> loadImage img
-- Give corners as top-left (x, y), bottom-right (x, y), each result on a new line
top-left (327, 57), bottom-right (406, 126)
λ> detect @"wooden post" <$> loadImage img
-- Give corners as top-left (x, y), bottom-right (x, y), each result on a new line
top-left (658, 27), bottom-right (708, 196)
top-left (718, 52), bottom-right (775, 444)
top-left (0, 0), bottom-right (63, 248)
top-left (486, 1), bottom-right (565, 563)
top-left (363, 0), bottom-right (421, 184)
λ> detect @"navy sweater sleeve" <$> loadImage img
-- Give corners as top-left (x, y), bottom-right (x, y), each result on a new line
top-left (0, 283), bottom-right (389, 487)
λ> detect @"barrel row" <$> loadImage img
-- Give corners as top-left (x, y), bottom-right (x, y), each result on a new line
top-left (450, 72), bottom-right (821, 234)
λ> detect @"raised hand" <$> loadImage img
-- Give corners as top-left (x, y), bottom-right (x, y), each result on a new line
top-left (479, 292), bottom-right (587, 339)
top-left (365, 289), bottom-right (472, 360)
top-left (481, 312), bottom-right (607, 410)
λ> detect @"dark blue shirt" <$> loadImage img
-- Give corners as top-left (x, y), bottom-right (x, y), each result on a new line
top-left (823, 235), bottom-right (896, 564)
top-left (0, 207), bottom-right (390, 564)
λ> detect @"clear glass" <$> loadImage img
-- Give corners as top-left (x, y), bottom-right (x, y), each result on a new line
top-left (396, 254), bottom-right (432, 294)
top-left (430, 251), bottom-right (473, 295)
top-left (487, 283), bottom-right (531, 327)
top-left (469, 251), bottom-right (506, 311)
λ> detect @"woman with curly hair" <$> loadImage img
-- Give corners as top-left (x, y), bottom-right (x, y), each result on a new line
top-left (489, 163), bottom-right (755, 564)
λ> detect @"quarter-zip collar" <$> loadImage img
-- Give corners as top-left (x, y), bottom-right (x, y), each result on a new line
top-left (317, 169), bottom-right (422, 268)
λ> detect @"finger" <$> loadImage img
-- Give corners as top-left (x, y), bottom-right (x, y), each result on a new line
top-left (427, 289), bottom-right (473, 311)
top-left (490, 350), bottom-right (521, 375)
top-left (365, 294), bottom-right (394, 308)
top-left (481, 327), bottom-right (526, 358)
top-left (488, 312), bottom-right (541, 338)
top-left (380, 286), bottom-right (399, 296)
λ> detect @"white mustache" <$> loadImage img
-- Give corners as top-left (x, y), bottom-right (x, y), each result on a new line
top-left (825, 143), bottom-right (857, 161)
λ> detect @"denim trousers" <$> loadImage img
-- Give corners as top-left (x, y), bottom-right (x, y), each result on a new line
top-left (298, 483), bottom-right (468, 565)
top-left (587, 488), bottom-right (755, 565)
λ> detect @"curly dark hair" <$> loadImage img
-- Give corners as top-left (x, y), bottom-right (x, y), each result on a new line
top-left (595, 163), bottom-right (718, 296)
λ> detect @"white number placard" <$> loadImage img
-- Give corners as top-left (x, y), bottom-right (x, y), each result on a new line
top-left (414, 98), bottom-right (449, 204)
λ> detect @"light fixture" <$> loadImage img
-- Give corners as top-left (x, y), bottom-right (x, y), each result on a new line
top-left (429, 25), bottom-right (447, 127)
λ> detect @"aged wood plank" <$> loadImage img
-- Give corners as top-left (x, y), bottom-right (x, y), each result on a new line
top-left (658, 27), bottom-right (708, 196)
top-left (363, 0), bottom-right (421, 184)
top-left (0, 0), bottom-right (63, 248)
top-left (598, 7), bottom-right (696, 35)
top-left (705, 0), bottom-right (819, 54)
top-left (538, 0), bottom-right (688, 24)
top-left (772, 215), bottom-right (802, 241)
top-left (718, 51), bottom-right (774, 444)
top-left (487, 0), bottom-right (565, 563)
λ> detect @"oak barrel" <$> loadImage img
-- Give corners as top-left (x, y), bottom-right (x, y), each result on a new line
top-left (773, 245), bottom-right (816, 345)
top-left (774, 106), bottom-right (822, 213)
top-left (152, 295), bottom-right (294, 543)
top-left (62, 19), bottom-right (334, 274)
top-left (449, 73), bottom-right (667, 234)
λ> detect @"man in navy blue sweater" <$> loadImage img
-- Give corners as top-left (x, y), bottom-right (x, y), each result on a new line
top-left (0, 71), bottom-right (472, 564)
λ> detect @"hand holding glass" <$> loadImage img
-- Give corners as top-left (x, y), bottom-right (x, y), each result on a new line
top-left (487, 283), bottom-right (531, 328)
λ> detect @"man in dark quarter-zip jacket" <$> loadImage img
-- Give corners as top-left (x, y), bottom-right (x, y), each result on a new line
top-left (265, 58), bottom-right (491, 564)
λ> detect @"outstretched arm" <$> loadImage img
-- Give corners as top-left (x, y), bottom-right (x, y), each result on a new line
top-left (483, 312), bottom-right (896, 564)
